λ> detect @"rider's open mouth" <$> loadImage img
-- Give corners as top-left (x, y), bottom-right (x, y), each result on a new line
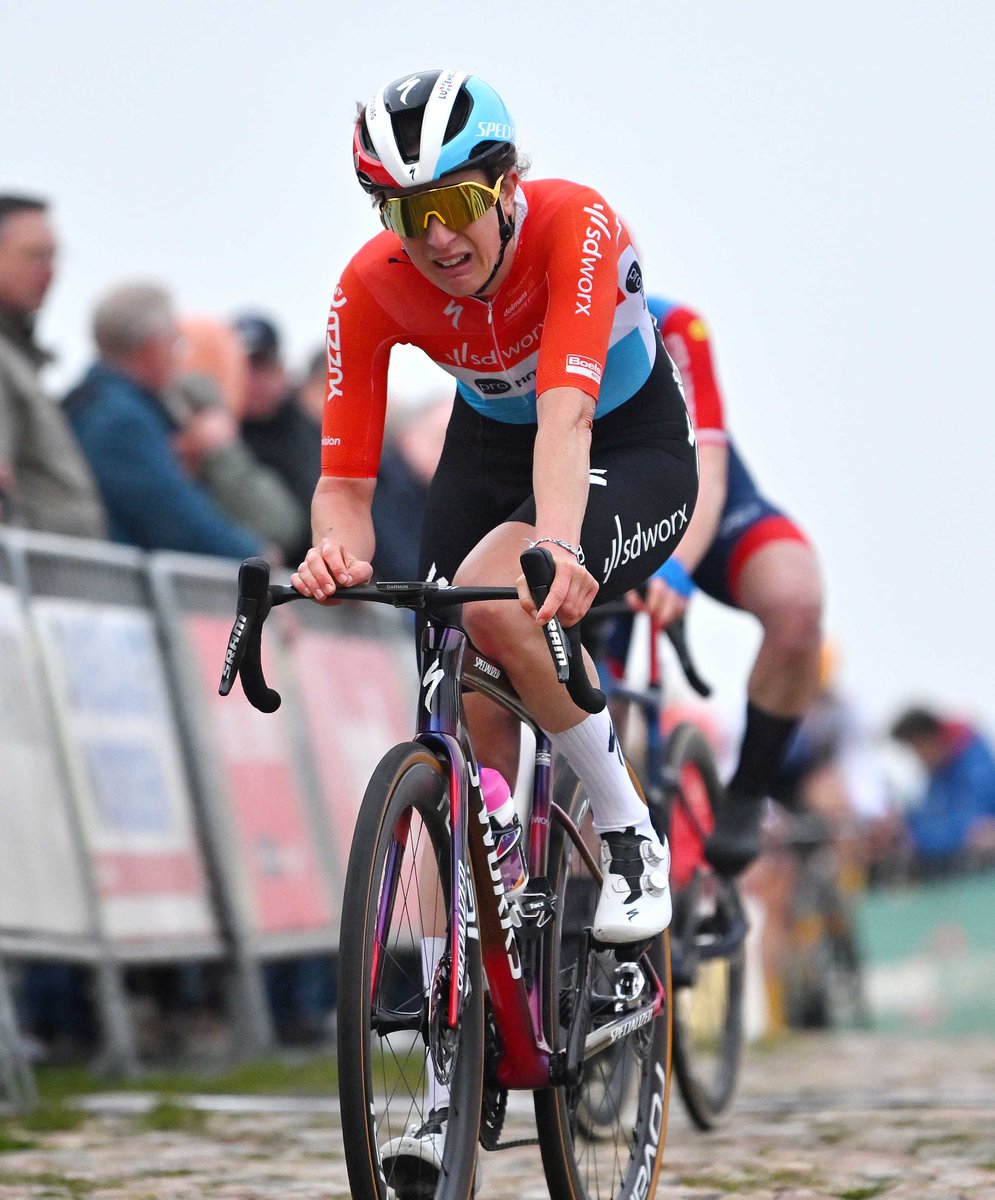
top-left (436, 253), bottom-right (471, 269)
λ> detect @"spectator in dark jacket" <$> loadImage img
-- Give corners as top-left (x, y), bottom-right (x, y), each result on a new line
top-left (65, 283), bottom-right (261, 559)
top-left (0, 193), bottom-right (107, 537)
top-left (233, 314), bottom-right (320, 564)
top-left (171, 316), bottom-right (306, 562)
top-left (371, 394), bottom-right (452, 580)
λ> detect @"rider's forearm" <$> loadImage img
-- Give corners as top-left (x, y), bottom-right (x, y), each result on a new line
top-left (668, 441), bottom-right (728, 571)
top-left (532, 386), bottom-right (596, 551)
top-left (310, 474), bottom-right (378, 562)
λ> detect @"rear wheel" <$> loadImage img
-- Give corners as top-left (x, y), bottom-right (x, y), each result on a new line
top-left (663, 722), bottom-right (745, 1129)
top-left (338, 742), bottom-right (484, 1200)
top-left (534, 766), bottom-right (672, 1200)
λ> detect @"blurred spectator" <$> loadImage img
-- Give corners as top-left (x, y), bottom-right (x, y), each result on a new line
top-left (890, 706), bottom-right (995, 877)
top-left (296, 346), bottom-right (326, 423)
top-left (170, 316), bottom-right (308, 562)
top-left (371, 394), bottom-right (452, 580)
top-left (233, 313), bottom-right (321, 564)
top-left (0, 193), bottom-right (107, 536)
top-left (64, 283), bottom-right (262, 558)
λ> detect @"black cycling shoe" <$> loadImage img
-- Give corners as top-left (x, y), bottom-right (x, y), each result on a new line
top-left (704, 792), bottom-right (765, 876)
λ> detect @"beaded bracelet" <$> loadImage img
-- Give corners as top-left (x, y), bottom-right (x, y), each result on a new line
top-left (528, 537), bottom-right (586, 565)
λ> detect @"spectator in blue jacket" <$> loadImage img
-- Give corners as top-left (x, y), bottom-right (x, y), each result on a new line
top-left (890, 706), bottom-right (995, 877)
top-left (65, 283), bottom-right (262, 558)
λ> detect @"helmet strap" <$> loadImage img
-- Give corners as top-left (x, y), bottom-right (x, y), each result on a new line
top-left (473, 201), bottom-right (516, 297)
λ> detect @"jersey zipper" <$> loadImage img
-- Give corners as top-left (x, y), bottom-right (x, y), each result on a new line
top-left (476, 297), bottom-right (518, 394)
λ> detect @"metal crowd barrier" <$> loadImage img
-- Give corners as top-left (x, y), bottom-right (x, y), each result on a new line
top-left (0, 529), bottom-right (420, 1085)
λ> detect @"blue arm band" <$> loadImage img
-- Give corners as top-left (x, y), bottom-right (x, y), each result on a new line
top-left (652, 557), bottom-right (696, 598)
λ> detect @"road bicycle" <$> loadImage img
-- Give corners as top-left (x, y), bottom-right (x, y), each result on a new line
top-left (220, 549), bottom-right (673, 1200)
top-left (582, 606), bottom-right (748, 1129)
top-left (773, 811), bottom-right (870, 1032)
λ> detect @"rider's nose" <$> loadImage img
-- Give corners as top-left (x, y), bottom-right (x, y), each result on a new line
top-left (424, 217), bottom-right (458, 250)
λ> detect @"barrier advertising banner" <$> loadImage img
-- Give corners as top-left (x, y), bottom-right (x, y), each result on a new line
top-left (288, 619), bottom-right (414, 867)
top-left (31, 598), bottom-right (218, 949)
top-left (184, 613), bottom-right (335, 936)
top-left (0, 585), bottom-right (92, 942)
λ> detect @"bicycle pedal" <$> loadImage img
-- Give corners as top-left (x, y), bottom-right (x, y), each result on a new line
top-left (590, 934), bottom-right (654, 962)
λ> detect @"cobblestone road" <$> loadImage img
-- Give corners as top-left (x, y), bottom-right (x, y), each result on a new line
top-left (2, 1032), bottom-right (994, 1198)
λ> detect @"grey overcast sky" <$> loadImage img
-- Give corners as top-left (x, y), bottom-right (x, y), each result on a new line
top-left (4, 1), bottom-right (994, 735)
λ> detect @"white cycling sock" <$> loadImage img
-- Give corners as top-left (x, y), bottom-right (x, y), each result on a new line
top-left (545, 709), bottom-right (656, 838)
top-left (421, 936), bottom-right (450, 1114)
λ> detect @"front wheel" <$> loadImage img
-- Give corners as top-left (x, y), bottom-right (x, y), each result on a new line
top-left (337, 742), bottom-right (484, 1200)
top-left (534, 766), bottom-right (672, 1200)
top-left (664, 722), bottom-right (745, 1130)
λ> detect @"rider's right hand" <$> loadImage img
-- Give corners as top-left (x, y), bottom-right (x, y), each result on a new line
top-left (291, 539), bottom-right (374, 604)
top-left (627, 575), bottom-right (688, 629)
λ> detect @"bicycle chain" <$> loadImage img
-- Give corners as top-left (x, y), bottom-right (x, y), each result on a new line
top-left (479, 1007), bottom-right (540, 1151)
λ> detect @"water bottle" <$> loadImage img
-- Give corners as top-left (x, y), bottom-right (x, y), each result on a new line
top-left (480, 767), bottom-right (529, 898)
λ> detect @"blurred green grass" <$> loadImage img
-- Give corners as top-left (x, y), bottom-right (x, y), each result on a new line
top-left (0, 1051), bottom-right (339, 1150)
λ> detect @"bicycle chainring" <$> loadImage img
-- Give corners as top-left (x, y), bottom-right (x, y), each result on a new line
top-left (428, 951), bottom-right (458, 1085)
top-left (479, 1006), bottom-right (507, 1151)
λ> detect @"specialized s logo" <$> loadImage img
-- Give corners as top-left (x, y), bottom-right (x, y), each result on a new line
top-left (326, 286), bottom-right (347, 402)
top-left (396, 76), bottom-right (422, 105)
top-left (602, 506), bottom-right (690, 584)
top-left (575, 203), bottom-right (614, 316)
top-left (422, 658), bottom-right (445, 713)
top-left (444, 298), bottom-right (463, 330)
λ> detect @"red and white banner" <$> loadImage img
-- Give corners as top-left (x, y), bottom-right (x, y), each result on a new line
top-left (289, 622), bottom-right (414, 868)
top-left (0, 587), bottom-right (92, 939)
top-left (32, 598), bottom-right (217, 946)
top-left (185, 613), bottom-right (335, 934)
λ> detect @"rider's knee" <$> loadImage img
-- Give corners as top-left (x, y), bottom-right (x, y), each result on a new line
top-left (453, 563), bottom-right (521, 658)
top-left (762, 586), bottom-right (823, 659)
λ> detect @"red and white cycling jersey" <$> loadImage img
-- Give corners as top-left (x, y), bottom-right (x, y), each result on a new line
top-left (322, 178), bottom-right (658, 478)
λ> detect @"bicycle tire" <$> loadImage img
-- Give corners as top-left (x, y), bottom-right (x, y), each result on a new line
top-left (663, 722), bottom-right (745, 1130)
top-left (534, 765), bottom-right (672, 1200)
top-left (784, 846), bottom-right (870, 1032)
top-left (338, 742), bottom-right (484, 1200)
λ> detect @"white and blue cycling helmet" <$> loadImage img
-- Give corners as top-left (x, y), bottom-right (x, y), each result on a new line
top-left (353, 69), bottom-right (517, 193)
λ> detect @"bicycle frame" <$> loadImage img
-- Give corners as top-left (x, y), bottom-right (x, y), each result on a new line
top-left (219, 553), bottom-right (668, 1093)
top-left (407, 617), bottom-right (667, 1091)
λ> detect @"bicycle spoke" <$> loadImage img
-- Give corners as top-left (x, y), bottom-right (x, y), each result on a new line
top-left (535, 769), bottom-right (672, 1200)
top-left (338, 743), bottom-right (483, 1200)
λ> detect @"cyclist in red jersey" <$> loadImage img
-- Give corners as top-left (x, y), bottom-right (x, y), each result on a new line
top-left (292, 69), bottom-right (698, 1184)
top-left (294, 66), bottom-right (700, 935)
top-left (631, 299), bottom-right (824, 874)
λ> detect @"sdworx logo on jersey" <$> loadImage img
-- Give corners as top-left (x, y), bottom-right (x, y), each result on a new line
top-left (602, 505), bottom-right (690, 584)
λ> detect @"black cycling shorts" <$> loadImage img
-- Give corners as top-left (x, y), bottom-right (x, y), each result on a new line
top-left (419, 340), bottom-right (700, 605)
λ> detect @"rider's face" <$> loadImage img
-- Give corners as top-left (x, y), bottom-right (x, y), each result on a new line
top-left (390, 169), bottom-right (518, 298)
